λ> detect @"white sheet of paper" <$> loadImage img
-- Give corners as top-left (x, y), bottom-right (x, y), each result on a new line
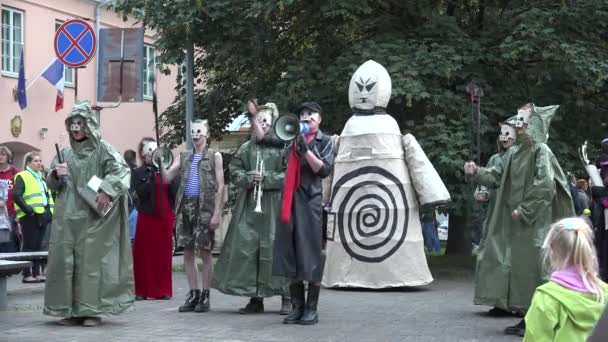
top-left (87, 176), bottom-right (103, 192)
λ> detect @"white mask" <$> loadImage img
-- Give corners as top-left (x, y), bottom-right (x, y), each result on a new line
top-left (191, 120), bottom-right (209, 140)
top-left (515, 104), bottom-right (533, 128)
top-left (499, 124), bottom-right (516, 142)
top-left (70, 117), bottom-right (85, 132)
top-left (257, 108), bottom-right (275, 128)
top-left (142, 141), bottom-right (158, 160)
top-left (299, 110), bottom-right (320, 123)
top-left (348, 60), bottom-right (392, 111)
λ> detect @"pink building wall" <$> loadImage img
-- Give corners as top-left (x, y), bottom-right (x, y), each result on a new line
top-left (0, 0), bottom-right (177, 168)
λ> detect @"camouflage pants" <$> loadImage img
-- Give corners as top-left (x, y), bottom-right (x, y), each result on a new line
top-left (177, 197), bottom-right (214, 251)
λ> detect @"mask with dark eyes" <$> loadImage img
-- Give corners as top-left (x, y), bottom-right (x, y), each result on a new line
top-left (348, 60), bottom-right (392, 111)
top-left (515, 104), bottom-right (533, 128)
top-left (299, 110), bottom-right (320, 123)
top-left (191, 120), bottom-right (209, 140)
top-left (499, 124), bottom-right (516, 142)
top-left (70, 118), bottom-right (85, 132)
top-left (257, 108), bottom-right (275, 128)
top-left (142, 141), bottom-right (158, 159)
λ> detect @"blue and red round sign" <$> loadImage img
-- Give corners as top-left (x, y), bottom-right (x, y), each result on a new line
top-left (54, 19), bottom-right (96, 68)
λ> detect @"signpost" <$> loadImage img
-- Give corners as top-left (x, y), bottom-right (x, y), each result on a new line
top-left (54, 19), bottom-right (97, 102)
top-left (54, 19), bottom-right (96, 68)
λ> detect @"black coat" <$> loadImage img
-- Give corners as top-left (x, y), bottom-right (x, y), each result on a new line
top-left (132, 165), bottom-right (179, 215)
top-left (273, 130), bottom-right (335, 282)
top-left (592, 186), bottom-right (608, 280)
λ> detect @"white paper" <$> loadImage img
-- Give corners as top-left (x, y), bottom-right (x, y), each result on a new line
top-left (87, 175), bottom-right (103, 192)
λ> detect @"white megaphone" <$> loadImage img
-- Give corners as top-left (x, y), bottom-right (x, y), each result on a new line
top-left (273, 114), bottom-right (311, 141)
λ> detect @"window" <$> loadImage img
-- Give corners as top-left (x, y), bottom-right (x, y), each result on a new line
top-left (55, 20), bottom-right (74, 86)
top-left (1, 7), bottom-right (24, 75)
top-left (143, 44), bottom-right (155, 99)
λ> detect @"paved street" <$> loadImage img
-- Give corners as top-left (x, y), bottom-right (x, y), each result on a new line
top-left (1, 259), bottom-right (522, 342)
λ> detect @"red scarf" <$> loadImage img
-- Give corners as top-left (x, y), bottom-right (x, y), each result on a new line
top-left (280, 132), bottom-right (317, 223)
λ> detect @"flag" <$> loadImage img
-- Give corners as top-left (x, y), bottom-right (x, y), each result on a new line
top-left (16, 46), bottom-right (27, 110)
top-left (41, 58), bottom-right (65, 112)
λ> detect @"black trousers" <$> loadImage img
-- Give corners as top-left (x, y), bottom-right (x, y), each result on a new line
top-left (20, 213), bottom-right (48, 277)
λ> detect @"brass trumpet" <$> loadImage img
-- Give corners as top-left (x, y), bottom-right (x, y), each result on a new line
top-left (253, 151), bottom-right (264, 213)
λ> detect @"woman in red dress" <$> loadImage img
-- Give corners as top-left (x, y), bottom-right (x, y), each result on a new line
top-left (132, 137), bottom-right (176, 300)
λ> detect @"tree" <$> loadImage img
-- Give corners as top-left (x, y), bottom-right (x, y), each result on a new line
top-left (112, 0), bottom-right (608, 254)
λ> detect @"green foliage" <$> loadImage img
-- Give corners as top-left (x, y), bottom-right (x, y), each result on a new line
top-left (111, 0), bottom-right (608, 220)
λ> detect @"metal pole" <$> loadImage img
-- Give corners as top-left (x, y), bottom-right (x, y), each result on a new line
top-left (0, 277), bottom-right (7, 310)
top-left (75, 68), bottom-right (78, 102)
top-left (185, 41), bottom-right (194, 150)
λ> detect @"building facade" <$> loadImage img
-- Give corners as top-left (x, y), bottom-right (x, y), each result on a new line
top-left (0, 0), bottom-right (176, 168)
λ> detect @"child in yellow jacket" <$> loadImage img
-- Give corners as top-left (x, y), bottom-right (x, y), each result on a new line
top-left (524, 217), bottom-right (608, 341)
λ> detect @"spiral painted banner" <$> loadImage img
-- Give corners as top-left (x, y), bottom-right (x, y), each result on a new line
top-left (330, 166), bottom-right (409, 263)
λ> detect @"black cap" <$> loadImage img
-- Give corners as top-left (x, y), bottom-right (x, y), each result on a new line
top-left (297, 101), bottom-right (322, 115)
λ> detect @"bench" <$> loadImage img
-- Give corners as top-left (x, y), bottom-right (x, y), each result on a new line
top-left (0, 260), bottom-right (32, 310)
top-left (0, 252), bottom-right (48, 311)
top-left (0, 251), bottom-right (48, 262)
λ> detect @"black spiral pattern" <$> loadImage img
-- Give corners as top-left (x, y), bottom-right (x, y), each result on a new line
top-left (331, 166), bottom-right (409, 263)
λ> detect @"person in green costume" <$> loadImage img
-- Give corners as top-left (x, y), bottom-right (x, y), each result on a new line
top-left (524, 217), bottom-right (608, 341)
top-left (464, 103), bottom-right (575, 336)
top-left (475, 118), bottom-right (517, 241)
top-left (213, 101), bottom-right (291, 314)
top-left (472, 117), bottom-right (517, 316)
top-left (44, 102), bottom-right (134, 327)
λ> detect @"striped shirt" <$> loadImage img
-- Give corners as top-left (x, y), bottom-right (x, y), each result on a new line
top-left (184, 153), bottom-right (203, 197)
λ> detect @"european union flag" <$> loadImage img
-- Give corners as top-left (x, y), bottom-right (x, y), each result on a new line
top-left (17, 46), bottom-right (27, 110)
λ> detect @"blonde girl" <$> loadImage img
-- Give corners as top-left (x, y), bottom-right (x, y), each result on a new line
top-left (524, 217), bottom-right (608, 341)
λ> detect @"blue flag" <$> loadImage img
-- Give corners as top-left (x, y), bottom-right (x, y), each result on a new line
top-left (17, 46), bottom-right (27, 110)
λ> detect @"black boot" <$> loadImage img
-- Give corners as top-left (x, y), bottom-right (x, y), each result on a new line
top-left (178, 289), bottom-right (200, 312)
top-left (504, 319), bottom-right (526, 336)
top-left (487, 307), bottom-right (512, 317)
top-left (279, 296), bottom-right (291, 315)
top-left (238, 297), bottom-right (264, 314)
top-left (299, 284), bottom-right (320, 325)
top-left (195, 289), bottom-right (210, 312)
top-left (283, 282), bottom-right (305, 324)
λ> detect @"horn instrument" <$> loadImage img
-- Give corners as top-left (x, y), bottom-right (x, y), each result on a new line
top-left (253, 151), bottom-right (264, 213)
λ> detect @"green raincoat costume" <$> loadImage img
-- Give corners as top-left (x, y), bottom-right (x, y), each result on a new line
top-left (44, 102), bottom-right (134, 317)
top-left (212, 139), bottom-right (289, 297)
top-left (478, 116), bottom-right (518, 247)
top-left (478, 151), bottom-right (505, 245)
top-left (474, 105), bottom-right (574, 311)
top-left (523, 281), bottom-right (608, 341)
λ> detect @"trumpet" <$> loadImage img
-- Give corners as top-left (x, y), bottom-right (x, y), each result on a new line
top-left (253, 151), bottom-right (265, 213)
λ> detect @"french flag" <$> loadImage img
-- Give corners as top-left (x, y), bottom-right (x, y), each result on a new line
top-left (41, 58), bottom-right (65, 112)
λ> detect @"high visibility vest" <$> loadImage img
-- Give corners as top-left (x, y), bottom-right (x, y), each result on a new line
top-left (13, 170), bottom-right (54, 219)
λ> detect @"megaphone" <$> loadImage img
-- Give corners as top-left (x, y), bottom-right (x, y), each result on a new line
top-left (273, 114), bottom-right (310, 141)
top-left (151, 146), bottom-right (174, 170)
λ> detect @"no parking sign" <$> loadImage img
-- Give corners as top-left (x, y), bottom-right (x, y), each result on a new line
top-left (54, 19), bottom-right (96, 68)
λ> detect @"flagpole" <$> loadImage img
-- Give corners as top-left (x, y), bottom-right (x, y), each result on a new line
top-left (26, 58), bottom-right (58, 90)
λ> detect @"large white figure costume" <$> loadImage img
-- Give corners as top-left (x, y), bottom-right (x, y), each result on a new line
top-left (322, 60), bottom-right (451, 288)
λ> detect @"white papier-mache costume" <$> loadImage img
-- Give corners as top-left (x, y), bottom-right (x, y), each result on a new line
top-left (322, 60), bottom-right (451, 288)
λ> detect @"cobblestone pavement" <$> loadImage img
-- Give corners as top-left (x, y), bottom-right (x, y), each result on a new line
top-left (1, 266), bottom-right (521, 342)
